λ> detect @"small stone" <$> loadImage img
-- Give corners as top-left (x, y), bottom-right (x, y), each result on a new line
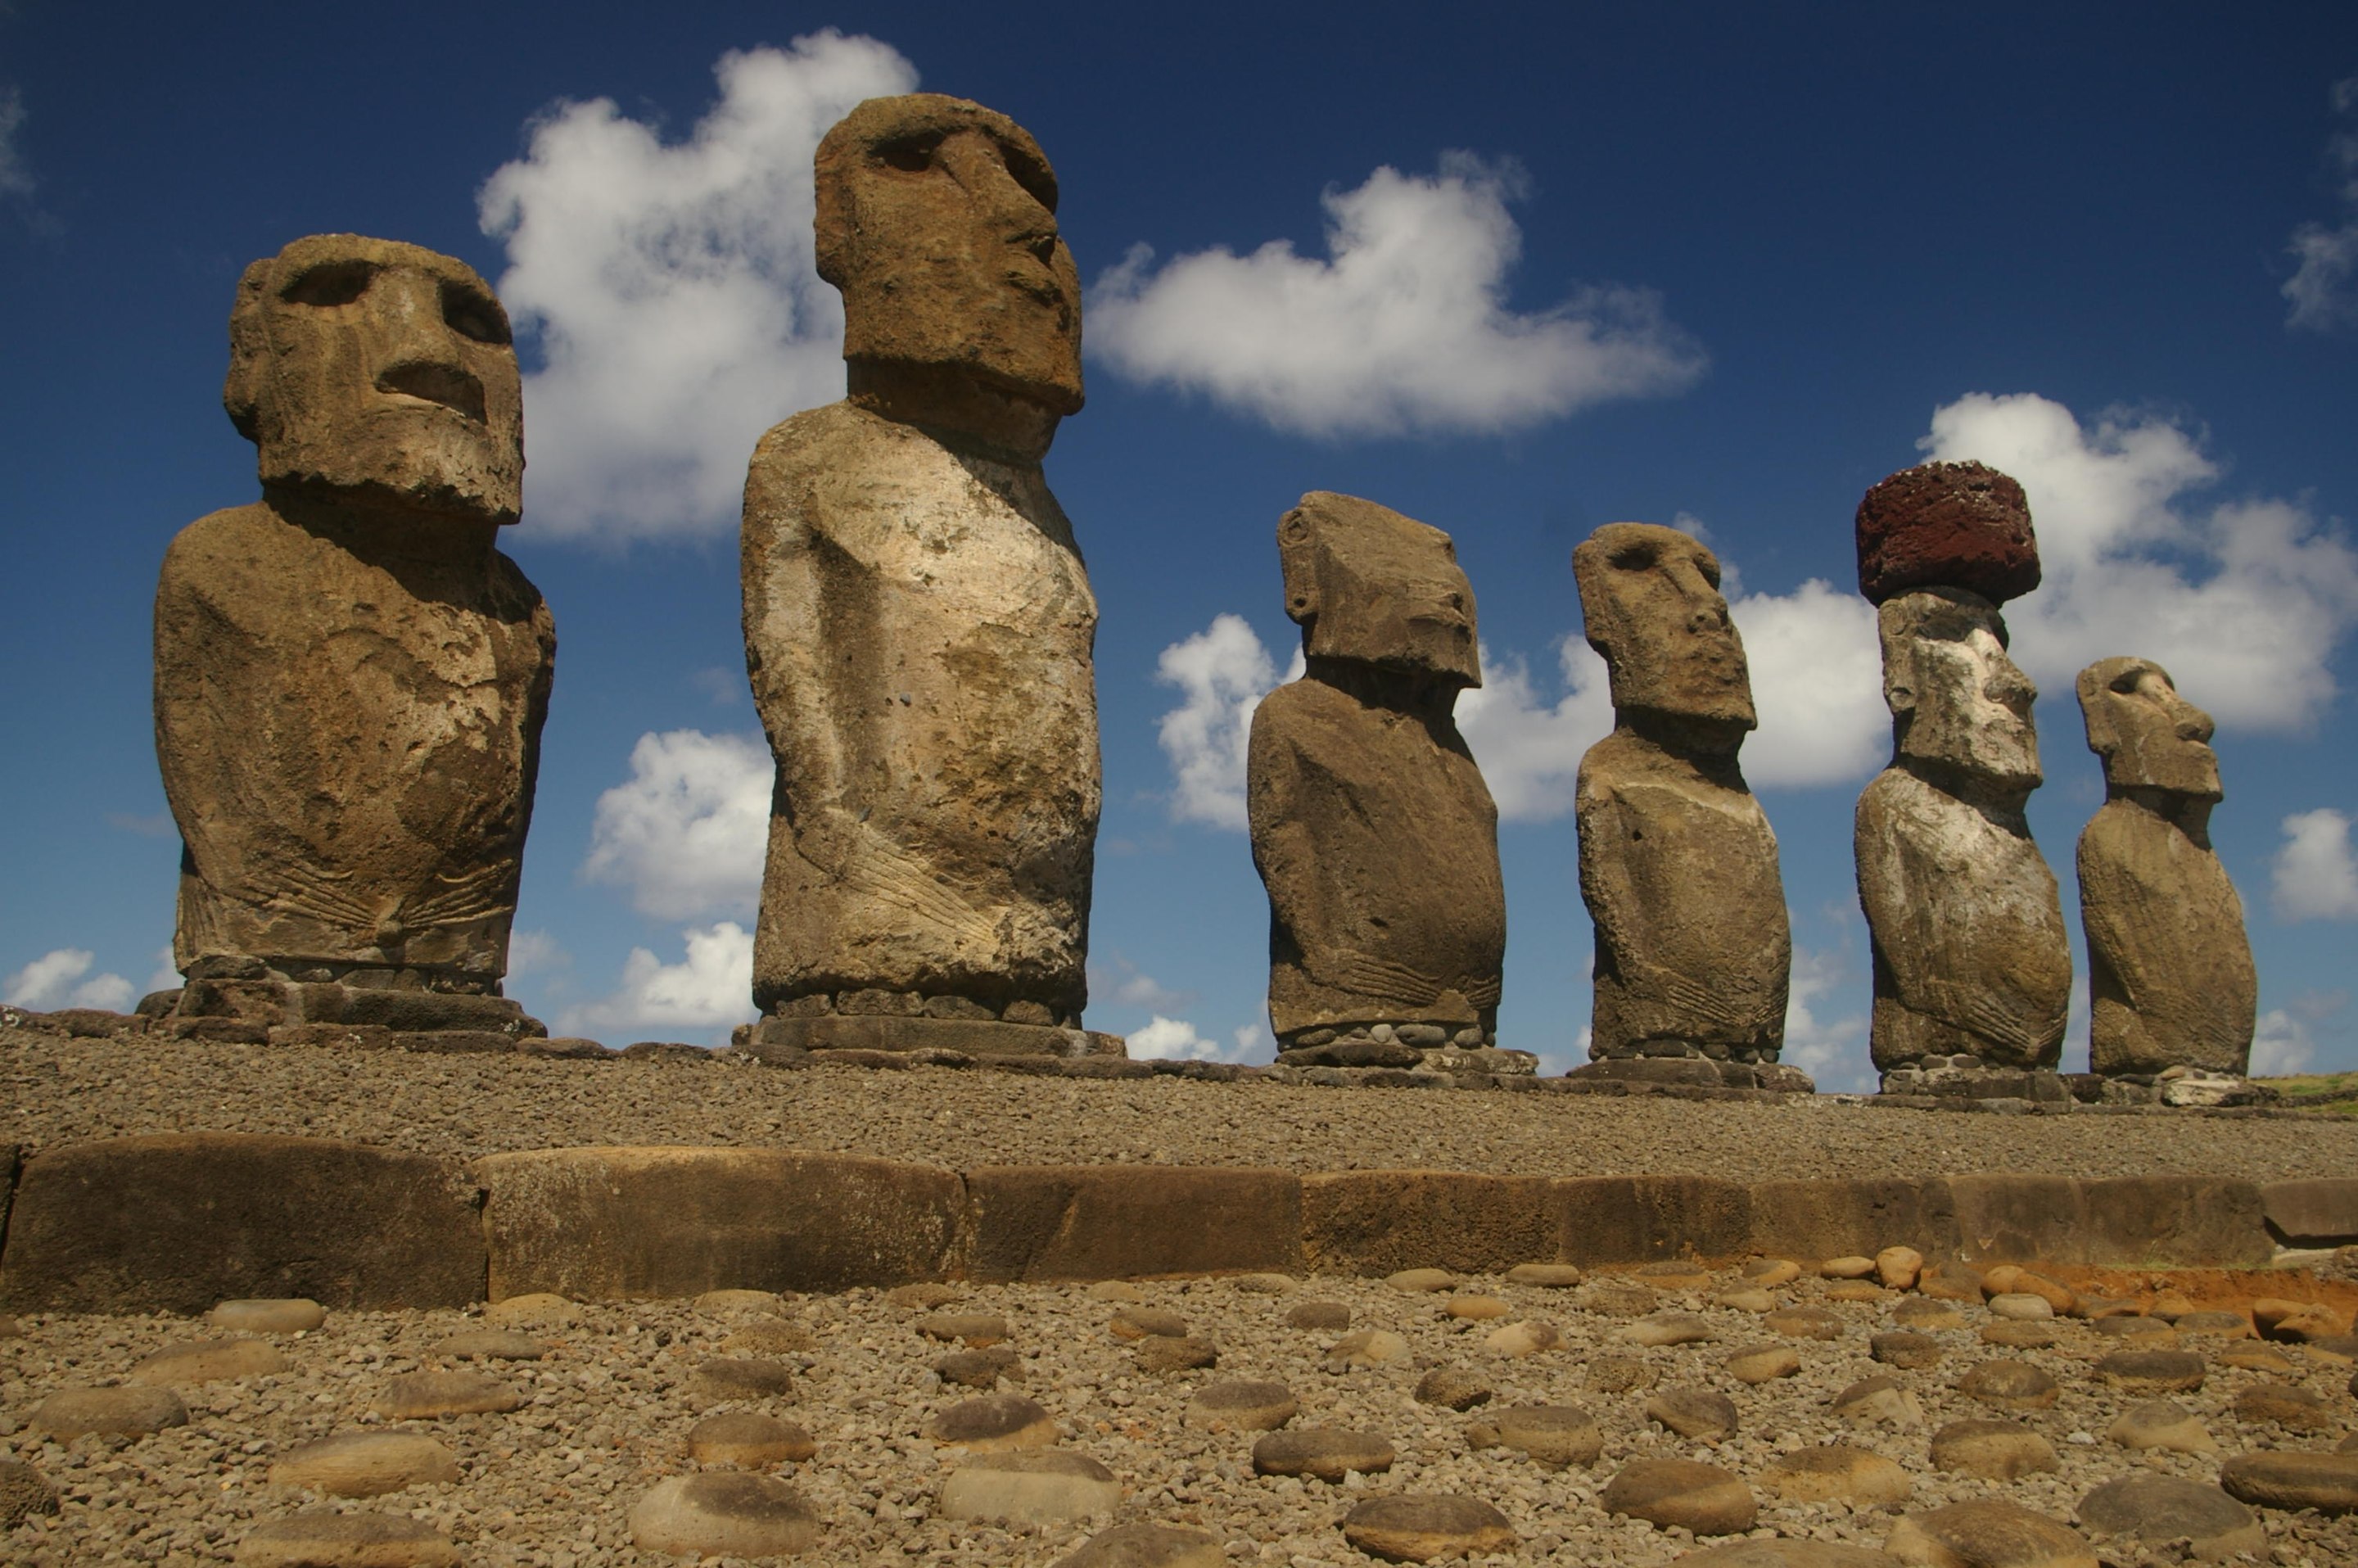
top-left (1466, 1404), bottom-right (1603, 1468)
top-left (2106, 1398), bottom-right (2215, 1453)
top-left (724, 1317), bottom-right (819, 1356)
top-left (1980, 1321), bottom-right (2058, 1349)
top-left (373, 1371), bottom-right (522, 1421)
top-left (1328, 1328), bottom-right (1412, 1368)
top-left (1891, 1299), bottom-right (1965, 1331)
top-left (936, 1347), bottom-right (1020, 1390)
top-left (1601, 1457), bottom-right (1756, 1535)
top-left (1086, 1280), bottom-right (1145, 1303)
top-left (629, 1472), bottom-right (822, 1557)
top-left (1386, 1268), bottom-right (1456, 1293)
top-left (2089, 1313), bottom-right (2174, 1340)
top-left (1109, 1307), bottom-right (1189, 1340)
top-left (428, 1330), bottom-right (545, 1360)
top-left (1823, 1256), bottom-right (1877, 1279)
top-left (1252, 1427), bottom-right (1394, 1480)
top-left (688, 1410), bottom-right (816, 1466)
top-left (2255, 1296), bottom-right (2345, 1341)
top-left (1767, 1305), bottom-right (1845, 1340)
top-left (1646, 1388), bottom-right (1739, 1440)
top-left (1445, 1293), bottom-right (1510, 1320)
top-left (887, 1281), bottom-right (961, 1310)
top-left (210, 1298), bottom-right (324, 1334)
top-left (1987, 1292), bottom-right (2054, 1321)
top-left (1414, 1367), bottom-right (1494, 1411)
top-left (0, 1459), bottom-right (59, 1527)
top-left (29, 1385), bottom-right (188, 1440)
top-left (1484, 1318), bottom-right (1561, 1356)
top-left (2220, 1449), bottom-right (2358, 1513)
top-left (235, 1509), bottom-right (461, 1567)
top-left (482, 1291), bottom-right (576, 1328)
top-left (2234, 1380), bottom-right (2335, 1430)
top-left (1505, 1263), bottom-right (1583, 1288)
top-left (1871, 1331), bottom-right (1943, 1370)
top-left (1716, 1287), bottom-right (1776, 1313)
top-left (2078, 1474), bottom-right (2262, 1561)
top-left (693, 1288), bottom-right (786, 1318)
top-left (1053, 1521), bottom-right (1225, 1568)
top-left (1875, 1246), bottom-right (1924, 1290)
top-left (1918, 1263), bottom-right (1985, 1303)
top-left (1340, 1494), bottom-right (1518, 1562)
top-left (1833, 1375), bottom-right (1924, 1427)
top-left (2093, 1349), bottom-right (2205, 1391)
top-left (938, 1450), bottom-right (1120, 1524)
top-left (1616, 1311), bottom-right (1714, 1347)
top-left (1586, 1355), bottom-right (1659, 1394)
top-left (2217, 1343), bottom-right (2296, 1373)
top-left (129, 1337), bottom-right (287, 1385)
top-left (1229, 1272), bottom-right (1299, 1295)
top-left (269, 1432), bottom-right (460, 1497)
top-left (1186, 1379), bottom-right (1296, 1431)
top-left (688, 1358), bottom-right (797, 1403)
top-left (2175, 1310), bottom-right (2252, 1337)
top-left (1958, 1359), bottom-right (2059, 1411)
top-left (1725, 1344), bottom-right (1803, 1383)
top-left (1638, 1259), bottom-right (1716, 1290)
top-left (2303, 1333), bottom-right (2358, 1363)
top-left (1288, 1300), bottom-right (1353, 1331)
top-left (1135, 1335), bottom-right (1217, 1373)
top-left (919, 1312), bottom-right (1011, 1347)
top-left (1580, 1281), bottom-right (1660, 1317)
top-left (926, 1393), bottom-right (1059, 1451)
top-left (1984, 1267), bottom-right (2073, 1313)
top-left (1884, 1500), bottom-right (2095, 1568)
top-left (1761, 1444), bottom-right (1912, 1507)
top-left (1930, 1419), bottom-right (2059, 1480)
top-left (1743, 1258), bottom-right (1804, 1287)
top-left (1825, 1280), bottom-right (1890, 1304)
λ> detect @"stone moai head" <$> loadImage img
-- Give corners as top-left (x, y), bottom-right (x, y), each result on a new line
top-left (1571, 522), bottom-right (1754, 736)
top-left (2078, 656), bottom-right (2222, 801)
top-left (224, 233), bottom-right (523, 525)
top-left (816, 94), bottom-right (1083, 420)
top-left (1879, 589), bottom-right (2042, 788)
top-left (1279, 491), bottom-right (1480, 689)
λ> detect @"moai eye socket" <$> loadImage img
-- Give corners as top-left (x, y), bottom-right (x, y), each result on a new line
top-left (1609, 541), bottom-right (1658, 572)
top-left (281, 260), bottom-right (375, 307)
top-left (877, 133), bottom-right (942, 174)
top-left (440, 282), bottom-right (512, 347)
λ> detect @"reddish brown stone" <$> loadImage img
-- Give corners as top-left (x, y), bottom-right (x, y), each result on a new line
top-left (1855, 461), bottom-right (2040, 605)
top-left (964, 1166), bottom-right (1303, 1281)
top-left (1302, 1172), bottom-right (1556, 1277)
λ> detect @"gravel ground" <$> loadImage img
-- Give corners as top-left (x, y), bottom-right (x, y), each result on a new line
top-left (7, 1028), bottom-right (2358, 1179)
top-left (7, 1264), bottom-right (2358, 1566)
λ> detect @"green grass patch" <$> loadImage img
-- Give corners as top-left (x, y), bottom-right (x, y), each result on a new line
top-left (2259, 1071), bottom-right (2358, 1116)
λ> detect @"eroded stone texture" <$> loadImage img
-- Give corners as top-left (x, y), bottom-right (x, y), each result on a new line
top-left (155, 234), bottom-right (553, 1008)
top-left (2075, 657), bottom-right (2255, 1077)
top-left (743, 95), bottom-right (1100, 1036)
top-left (1857, 586), bottom-right (2070, 1079)
top-left (1856, 461), bottom-right (2040, 607)
top-left (1247, 493), bottom-right (1504, 1050)
top-left (1570, 523), bottom-right (1789, 1069)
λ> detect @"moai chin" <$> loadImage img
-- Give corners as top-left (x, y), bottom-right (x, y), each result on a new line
top-left (2076, 656), bottom-right (2256, 1082)
top-left (1852, 463), bottom-right (2071, 1095)
top-left (1568, 522), bottom-right (1800, 1091)
top-left (1246, 491), bottom-right (1516, 1072)
top-left (153, 233), bottom-right (555, 1037)
top-left (739, 94), bottom-right (1116, 1057)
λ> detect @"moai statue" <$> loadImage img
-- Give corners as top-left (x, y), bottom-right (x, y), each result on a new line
top-left (1247, 491), bottom-right (1519, 1073)
top-left (2076, 656), bottom-right (2256, 1088)
top-left (1567, 523), bottom-right (1804, 1091)
top-left (1853, 462), bottom-right (2071, 1097)
top-left (153, 234), bottom-right (555, 1039)
top-left (739, 95), bottom-right (1118, 1059)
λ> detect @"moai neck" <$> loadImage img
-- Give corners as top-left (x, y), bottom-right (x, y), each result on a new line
top-left (263, 479), bottom-right (499, 577)
top-left (847, 361), bottom-right (1061, 465)
top-left (2112, 784), bottom-right (2216, 849)
top-left (1897, 752), bottom-right (2035, 823)
top-left (1305, 656), bottom-right (1463, 727)
top-left (1616, 707), bottom-right (1751, 789)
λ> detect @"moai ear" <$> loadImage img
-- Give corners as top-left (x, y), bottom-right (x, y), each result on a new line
top-left (1277, 506), bottom-right (1321, 628)
top-left (221, 256), bottom-right (276, 444)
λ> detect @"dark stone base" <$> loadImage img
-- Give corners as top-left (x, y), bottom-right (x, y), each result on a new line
top-left (1568, 1057), bottom-right (1815, 1093)
top-left (1277, 1041), bottom-right (1537, 1075)
top-left (1875, 1061), bottom-right (2071, 1104)
top-left (2065, 1070), bottom-right (2274, 1109)
top-left (742, 1013), bottom-right (1126, 1060)
top-left (163, 978), bottom-right (545, 1038)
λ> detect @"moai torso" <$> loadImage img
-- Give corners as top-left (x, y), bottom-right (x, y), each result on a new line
top-left (156, 234), bottom-right (552, 998)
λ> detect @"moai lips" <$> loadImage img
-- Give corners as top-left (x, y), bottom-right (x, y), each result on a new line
top-left (1855, 461), bottom-right (2040, 607)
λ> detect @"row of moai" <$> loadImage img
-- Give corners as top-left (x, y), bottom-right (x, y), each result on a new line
top-left (146, 92), bottom-right (2256, 1097)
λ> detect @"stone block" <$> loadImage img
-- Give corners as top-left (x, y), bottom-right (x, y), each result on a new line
top-left (750, 1014), bottom-right (1123, 1059)
top-left (1748, 1178), bottom-right (1960, 1262)
top-left (477, 1146), bottom-right (962, 1299)
top-left (1301, 1172), bottom-right (1558, 1276)
top-left (1949, 1175), bottom-right (2085, 1264)
top-left (1554, 1176), bottom-right (1750, 1265)
top-left (963, 1165), bottom-right (1302, 1281)
top-left (2080, 1177), bottom-right (2270, 1267)
top-left (2261, 1179), bottom-right (2358, 1245)
top-left (0, 1134), bottom-right (484, 1313)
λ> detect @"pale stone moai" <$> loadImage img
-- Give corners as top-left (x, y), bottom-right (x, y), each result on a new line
top-left (1853, 462), bottom-right (2071, 1096)
top-left (739, 94), bottom-right (1118, 1058)
top-left (1568, 523), bottom-right (1803, 1091)
top-left (153, 234), bottom-right (555, 1037)
top-left (2076, 656), bottom-right (2256, 1081)
top-left (1247, 492), bottom-right (1516, 1072)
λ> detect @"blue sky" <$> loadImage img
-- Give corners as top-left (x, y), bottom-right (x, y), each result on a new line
top-left (3, 3), bottom-right (2355, 1087)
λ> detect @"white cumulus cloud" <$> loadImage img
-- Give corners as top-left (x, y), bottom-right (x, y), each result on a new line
top-left (557, 923), bottom-right (756, 1046)
top-left (1454, 637), bottom-right (1613, 823)
top-left (2251, 1007), bottom-right (2320, 1077)
top-left (1728, 581), bottom-right (1886, 788)
top-left (582, 730), bottom-right (770, 920)
top-left (3, 947), bottom-right (135, 1012)
top-left (1923, 392), bottom-right (2358, 731)
top-left (2285, 75), bottom-right (2358, 332)
top-left (1088, 954), bottom-right (1195, 1013)
top-left (1154, 614), bottom-right (1297, 829)
top-left (479, 34), bottom-right (917, 541)
top-left (2274, 807), bottom-right (2358, 921)
top-left (1088, 153), bottom-right (1704, 437)
top-left (1780, 942), bottom-right (1873, 1092)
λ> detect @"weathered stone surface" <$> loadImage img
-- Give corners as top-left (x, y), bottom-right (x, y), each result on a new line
top-left (476, 1146), bottom-right (960, 1299)
top-left (2076, 657), bottom-right (2254, 1076)
top-left (483, 1291), bottom-right (576, 1329)
top-left (939, 1451), bottom-right (1119, 1524)
top-left (1249, 492), bottom-right (1502, 1043)
top-left (0, 1460), bottom-right (58, 1527)
top-left (688, 1358), bottom-right (797, 1404)
top-left (1855, 460), bottom-right (2040, 607)
top-left (1386, 1268), bottom-right (1457, 1293)
top-left (235, 1508), bottom-right (462, 1567)
top-left (693, 1288), bottom-right (787, 1319)
top-left (629, 1472), bottom-right (822, 1557)
top-left (374, 1371), bottom-right (521, 1420)
top-left (1857, 585), bottom-right (2068, 1076)
top-left (29, 1385), bottom-right (188, 1440)
top-left (1186, 1380), bottom-right (1296, 1431)
top-left (1251, 1428), bottom-right (1394, 1480)
top-left (1286, 1299), bottom-right (1352, 1331)
top-left (1646, 1388), bottom-right (1739, 1440)
top-left (1871, 1332), bottom-right (1942, 1370)
top-left (1668, 1543), bottom-right (1903, 1568)
top-left (688, 1411), bottom-right (816, 1467)
top-left (921, 1312), bottom-right (1011, 1346)
top-left (926, 1393), bottom-right (1058, 1451)
top-left (2220, 1450), bottom-right (2358, 1513)
top-left (965, 1164), bottom-right (1301, 1281)
top-left (1884, 1500), bottom-right (2094, 1568)
top-left (1327, 1328), bottom-right (1412, 1368)
top-left (1617, 1311), bottom-right (1714, 1347)
top-left (1877, 1246), bottom-right (1925, 1289)
top-left (1302, 1172), bottom-right (1553, 1277)
top-left (161, 235), bottom-right (550, 1001)
top-left (1339, 1494), bottom-right (1518, 1562)
top-left (1556, 1174), bottom-right (1751, 1265)
top-left (0, 1135), bottom-right (483, 1313)
top-left (1892, 1299), bottom-right (1966, 1331)
top-left (1957, 1358), bottom-right (2059, 1411)
top-left (1727, 1344), bottom-right (1804, 1383)
top-left (2261, 1178), bottom-right (2358, 1245)
top-left (1445, 1294), bottom-right (1510, 1320)
top-left (1574, 522), bottom-right (1788, 1063)
top-left (2107, 1398), bottom-right (2214, 1453)
top-left (1505, 1262), bottom-right (1583, 1288)
top-left (935, 1346), bottom-right (1019, 1390)
top-left (1466, 1404), bottom-right (1604, 1468)
top-left (1135, 1334), bottom-right (1217, 1373)
top-left (1601, 1457), bottom-right (1756, 1534)
top-left (1762, 1445), bottom-right (1912, 1507)
top-left (1930, 1419), bottom-right (2057, 1479)
top-left (746, 97), bottom-right (1094, 1027)
top-left (269, 1432), bottom-right (460, 1497)
top-left (2077, 1475), bottom-right (2261, 1561)
top-left (1835, 1375), bottom-right (1925, 1427)
top-left (429, 1330), bottom-right (544, 1361)
top-left (1053, 1522), bottom-right (1225, 1568)
top-left (1484, 1318), bottom-right (1560, 1357)
top-left (211, 1298), bottom-right (327, 1334)
top-left (1107, 1306), bottom-right (1187, 1340)
top-left (1767, 1305), bottom-right (1845, 1340)
top-left (2234, 1380), bottom-right (2335, 1429)
top-left (2093, 1349), bottom-right (2205, 1391)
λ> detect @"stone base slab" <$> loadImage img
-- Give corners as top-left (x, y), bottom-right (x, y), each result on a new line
top-left (1568, 1057), bottom-right (1816, 1093)
top-left (165, 979), bottom-right (547, 1039)
top-left (1875, 1064), bottom-right (2071, 1103)
top-left (745, 1013), bottom-right (1124, 1059)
